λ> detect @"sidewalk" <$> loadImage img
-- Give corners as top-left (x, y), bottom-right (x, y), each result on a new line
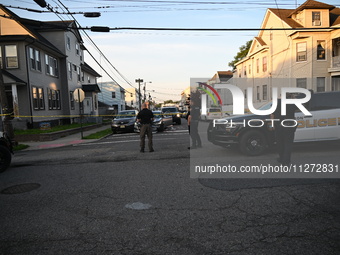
top-left (21, 124), bottom-right (111, 151)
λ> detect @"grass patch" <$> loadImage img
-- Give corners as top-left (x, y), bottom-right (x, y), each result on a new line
top-left (82, 128), bottom-right (112, 139)
top-left (13, 144), bottom-right (30, 151)
top-left (14, 123), bottom-right (96, 135)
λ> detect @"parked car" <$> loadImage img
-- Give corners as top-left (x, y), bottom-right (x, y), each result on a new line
top-left (202, 108), bottom-right (223, 121)
top-left (179, 110), bottom-right (188, 119)
top-left (208, 91), bottom-right (340, 156)
top-left (134, 111), bottom-right (173, 133)
top-left (161, 106), bottom-right (181, 125)
top-left (0, 131), bottom-right (13, 173)
top-left (111, 110), bottom-right (138, 134)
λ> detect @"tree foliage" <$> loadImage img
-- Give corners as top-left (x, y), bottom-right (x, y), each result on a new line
top-left (228, 40), bottom-right (252, 70)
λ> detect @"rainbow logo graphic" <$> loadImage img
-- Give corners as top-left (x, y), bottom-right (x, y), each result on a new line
top-left (197, 82), bottom-right (223, 106)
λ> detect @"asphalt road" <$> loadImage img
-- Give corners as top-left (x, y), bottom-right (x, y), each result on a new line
top-left (0, 119), bottom-right (339, 255)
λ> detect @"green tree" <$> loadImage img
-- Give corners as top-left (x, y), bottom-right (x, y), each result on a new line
top-left (228, 40), bottom-right (252, 70)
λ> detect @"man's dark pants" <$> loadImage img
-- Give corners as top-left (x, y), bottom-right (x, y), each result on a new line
top-left (140, 124), bottom-right (153, 151)
top-left (190, 121), bottom-right (201, 148)
top-left (276, 125), bottom-right (296, 164)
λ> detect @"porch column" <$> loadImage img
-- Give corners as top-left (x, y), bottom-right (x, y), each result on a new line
top-left (11, 84), bottom-right (19, 117)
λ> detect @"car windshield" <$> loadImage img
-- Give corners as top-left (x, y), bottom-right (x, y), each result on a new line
top-left (153, 111), bottom-right (162, 117)
top-left (116, 111), bottom-right (135, 118)
top-left (209, 109), bottom-right (221, 112)
top-left (258, 101), bottom-right (274, 111)
top-left (162, 108), bottom-right (177, 112)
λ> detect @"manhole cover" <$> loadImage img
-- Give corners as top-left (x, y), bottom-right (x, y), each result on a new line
top-left (1, 183), bottom-right (41, 195)
top-left (125, 202), bottom-right (152, 210)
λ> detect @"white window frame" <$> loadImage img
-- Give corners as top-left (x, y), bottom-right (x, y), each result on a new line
top-left (296, 42), bottom-right (307, 62)
top-left (4, 45), bottom-right (19, 68)
top-left (45, 54), bottom-right (58, 77)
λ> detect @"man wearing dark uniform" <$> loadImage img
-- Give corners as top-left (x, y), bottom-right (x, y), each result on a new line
top-left (272, 94), bottom-right (298, 165)
top-left (137, 103), bottom-right (154, 153)
top-left (188, 99), bottom-right (202, 149)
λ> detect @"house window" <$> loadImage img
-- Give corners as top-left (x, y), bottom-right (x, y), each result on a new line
top-left (296, 78), bottom-right (307, 88)
top-left (256, 86), bottom-right (260, 101)
top-left (76, 66), bottom-right (81, 82)
top-left (75, 43), bottom-right (80, 55)
top-left (317, 40), bottom-right (326, 60)
top-left (249, 64), bottom-right (251, 75)
top-left (332, 77), bottom-right (340, 91)
top-left (66, 36), bottom-right (71, 50)
top-left (256, 58), bottom-right (260, 73)
top-left (81, 71), bottom-right (84, 82)
top-left (244, 66), bottom-right (246, 76)
top-left (87, 76), bottom-right (91, 83)
top-left (262, 57), bottom-right (267, 72)
top-left (296, 42), bottom-right (307, 62)
top-left (262, 85), bottom-right (267, 100)
top-left (70, 91), bottom-right (75, 110)
top-left (238, 69), bottom-right (241, 78)
top-left (68, 62), bottom-right (72, 80)
top-left (45, 54), bottom-right (58, 76)
top-left (4, 45), bottom-right (18, 68)
top-left (112, 92), bottom-right (116, 98)
top-left (29, 47), bottom-right (41, 71)
top-left (312, 11), bottom-right (321, 26)
top-left (32, 86), bottom-right (45, 110)
top-left (48, 89), bottom-right (61, 110)
top-left (317, 77), bottom-right (325, 92)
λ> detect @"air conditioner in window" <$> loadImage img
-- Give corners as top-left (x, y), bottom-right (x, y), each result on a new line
top-left (313, 20), bottom-right (321, 26)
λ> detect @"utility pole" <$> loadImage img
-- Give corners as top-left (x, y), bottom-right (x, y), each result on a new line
top-left (0, 68), bottom-right (14, 139)
top-left (135, 78), bottom-right (143, 110)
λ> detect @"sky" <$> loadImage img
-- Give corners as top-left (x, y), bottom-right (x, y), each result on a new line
top-left (3, 0), bottom-right (340, 102)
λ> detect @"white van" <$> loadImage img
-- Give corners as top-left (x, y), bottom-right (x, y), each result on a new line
top-left (203, 108), bottom-right (223, 121)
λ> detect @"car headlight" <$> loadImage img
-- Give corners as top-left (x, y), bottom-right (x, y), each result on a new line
top-left (225, 124), bottom-right (242, 133)
top-left (176, 113), bottom-right (180, 118)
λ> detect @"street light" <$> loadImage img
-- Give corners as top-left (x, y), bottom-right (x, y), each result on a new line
top-left (143, 81), bottom-right (152, 103)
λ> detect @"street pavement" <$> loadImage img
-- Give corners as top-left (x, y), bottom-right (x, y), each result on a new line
top-left (1, 119), bottom-right (340, 255)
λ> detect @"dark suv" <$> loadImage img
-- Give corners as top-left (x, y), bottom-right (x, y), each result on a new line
top-left (161, 107), bottom-right (181, 125)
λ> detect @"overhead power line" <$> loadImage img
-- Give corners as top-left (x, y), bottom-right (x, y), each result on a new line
top-left (88, 26), bottom-right (340, 32)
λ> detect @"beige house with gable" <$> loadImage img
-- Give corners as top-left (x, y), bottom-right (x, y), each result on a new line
top-left (233, 0), bottom-right (340, 107)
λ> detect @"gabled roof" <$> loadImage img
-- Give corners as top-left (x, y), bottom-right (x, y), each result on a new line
top-left (254, 37), bottom-right (267, 46)
top-left (81, 63), bottom-right (101, 77)
top-left (268, 0), bottom-right (340, 28)
top-left (289, 0), bottom-right (335, 17)
top-left (0, 5), bottom-right (65, 57)
top-left (2, 70), bottom-right (26, 85)
top-left (268, 9), bottom-right (304, 28)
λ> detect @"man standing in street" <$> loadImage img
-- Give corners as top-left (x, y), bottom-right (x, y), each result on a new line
top-left (137, 103), bottom-right (154, 153)
top-left (271, 93), bottom-right (298, 165)
top-left (188, 97), bottom-right (202, 149)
